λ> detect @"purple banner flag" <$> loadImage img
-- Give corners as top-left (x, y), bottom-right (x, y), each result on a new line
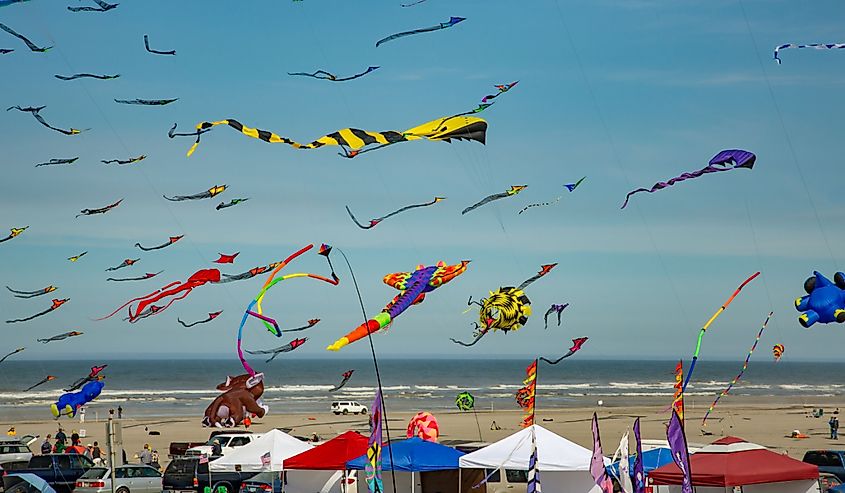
top-left (667, 410), bottom-right (692, 493)
top-left (591, 413), bottom-right (613, 493)
top-left (633, 418), bottom-right (644, 493)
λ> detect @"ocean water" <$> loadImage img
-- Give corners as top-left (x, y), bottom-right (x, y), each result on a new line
top-left (0, 359), bottom-right (842, 421)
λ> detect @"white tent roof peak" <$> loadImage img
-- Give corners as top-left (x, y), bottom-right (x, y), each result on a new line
top-left (209, 429), bottom-right (313, 472)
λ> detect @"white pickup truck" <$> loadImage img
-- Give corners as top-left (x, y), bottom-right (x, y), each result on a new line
top-left (184, 433), bottom-right (261, 458)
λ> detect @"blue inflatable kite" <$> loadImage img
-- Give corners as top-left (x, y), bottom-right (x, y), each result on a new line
top-left (50, 379), bottom-right (104, 418)
top-left (795, 271), bottom-right (845, 327)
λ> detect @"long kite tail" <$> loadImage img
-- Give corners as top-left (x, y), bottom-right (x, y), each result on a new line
top-left (682, 272), bottom-right (761, 391)
top-left (6, 306), bottom-right (51, 323)
top-left (518, 196), bottom-right (561, 215)
top-left (543, 309), bottom-right (552, 330)
top-left (449, 329), bottom-right (488, 347)
top-left (701, 312), bottom-right (772, 426)
top-left (345, 206), bottom-right (375, 229)
top-left (178, 317), bottom-right (204, 328)
top-left (462, 193), bottom-right (505, 215)
top-left (539, 354), bottom-right (568, 365)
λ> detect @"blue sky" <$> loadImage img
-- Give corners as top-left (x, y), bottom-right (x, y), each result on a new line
top-left (1, 0), bottom-right (845, 362)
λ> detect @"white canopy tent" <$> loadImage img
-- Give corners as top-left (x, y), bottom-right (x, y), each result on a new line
top-left (459, 424), bottom-right (604, 493)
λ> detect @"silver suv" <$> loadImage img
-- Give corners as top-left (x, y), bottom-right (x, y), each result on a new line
top-left (0, 436), bottom-right (36, 466)
top-left (330, 401), bottom-right (367, 415)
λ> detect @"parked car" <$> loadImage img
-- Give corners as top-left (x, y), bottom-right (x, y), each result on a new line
top-left (163, 456), bottom-right (250, 493)
top-left (330, 401), bottom-right (367, 415)
top-left (821, 472), bottom-right (843, 493)
top-left (804, 451), bottom-right (845, 481)
top-left (0, 437), bottom-right (36, 465)
top-left (75, 465), bottom-right (162, 493)
top-left (14, 454), bottom-right (94, 493)
top-left (185, 434), bottom-right (261, 458)
top-left (239, 472), bottom-right (281, 493)
top-left (482, 468), bottom-right (528, 493)
top-left (168, 442), bottom-right (205, 459)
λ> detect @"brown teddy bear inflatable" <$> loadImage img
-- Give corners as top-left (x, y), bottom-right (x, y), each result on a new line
top-left (202, 373), bottom-right (268, 427)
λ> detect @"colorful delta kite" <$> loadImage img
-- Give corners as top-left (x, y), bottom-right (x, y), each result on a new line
top-left (327, 260), bottom-right (469, 351)
top-left (482, 81), bottom-right (519, 103)
top-left (0, 347), bottom-right (24, 365)
top-left (68, 252), bottom-right (87, 262)
top-left (114, 98), bottom-right (178, 106)
top-left (164, 185), bottom-right (226, 201)
top-left (1, 226), bottom-right (27, 243)
top-left (67, 0), bottom-right (117, 12)
top-left (214, 253), bottom-right (239, 264)
top-left (518, 177), bottom-right (585, 215)
top-left (107, 271), bottom-right (163, 282)
top-left (795, 271), bottom-right (845, 327)
top-left (375, 16), bottom-right (465, 47)
top-left (98, 269), bottom-right (221, 323)
top-left (462, 185), bottom-right (527, 215)
top-left (105, 258), bottom-right (138, 271)
top-left (51, 379), bottom-right (104, 418)
top-left (55, 73), bottom-right (119, 81)
top-left (102, 155), bottom-right (146, 165)
top-left (7, 285), bottom-right (57, 299)
top-left (702, 312), bottom-right (771, 426)
top-left (172, 114), bottom-right (487, 158)
top-left (683, 272), bottom-right (760, 391)
top-left (6, 298), bottom-right (69, 324)
top-left (217, 198), bottom-right (248, 210)
top-left (77, 199), bottom-right (122, 217)
top-left (773, 343), bottom-right (785, 362)
top-left (455, 391), bottom-right (475, 411)
top-left (288, 66), bottom-right (379, 81)
top-left (237, 244), bottom-right (339, 375)
top-left (135, 235), bottom-right (183, 251)
top-left (346, 197), bottom-right (445, 229)
top-left (143, 34), bottom-right (175, 55)
top-left (0, 23), bottom-right (51, 52)
top-left (407, 412), bottom-right (440, 442)
top-left (539, 337), bottom-right (588, 364)
top-left (621, 150), bottom-right (755, 209)
top-left (7, 106), bottom-right (85, 135)
top-left (245, 337), bottom-right (308, 363)
top-left (37, 331), bottom-right (83, 344)
top-left (24, 375), bottom-right (55, 392)
top-left (330, 370), bottom-right (354, 392)
top-left (543, 303), bottom-right (569, 329)
top-left (217, 262), bottom-right (281, 283)
top-left (515, 360), bottom-right (537, 427)
top-left (451, 264), bottom-right (557, 347)
top-left (36, 157), bottom-right (78, 167)
top-left (178, 311), bottom-right (223, 328)
top-left (774, 43), bottom-right (845, 64)
top-left (66, 365), bottom-right (107, 392)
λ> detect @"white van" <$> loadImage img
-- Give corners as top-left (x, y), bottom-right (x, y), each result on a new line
top-left (185, 433), bottom-right (261, 457)
top-left (330, 402), bottom-right (367, 415)
top-left (482, 468), bottom-right (528, 493)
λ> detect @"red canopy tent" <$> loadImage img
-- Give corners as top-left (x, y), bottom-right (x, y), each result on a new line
top-left (284, 431), bottom-right (368, 470)
top-left (649, 436), bottom-right (818, 487)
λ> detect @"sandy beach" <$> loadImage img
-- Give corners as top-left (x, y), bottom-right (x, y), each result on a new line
top-left (4, 395), bottom-right (843, 466)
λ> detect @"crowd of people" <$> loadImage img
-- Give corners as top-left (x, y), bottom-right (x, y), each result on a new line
top-left (38, 427), bottom-right (105, 464)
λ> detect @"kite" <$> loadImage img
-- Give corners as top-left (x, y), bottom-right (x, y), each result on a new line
top-left (101, 155), bottom-right (146, 165)
top-left (683, 272), bottom-right (760, 391)
top-left (164, 185), bottom-right (226, 201)
top-left (482, 81), bottom-right (519, 103)
top-left (455, 391), bottom-right (475, 411)
top-left (0, 23), bottom-right (51, 52)
top-left (77, 199), bottom-right (122, 217)
top-left (702, 312), bottom-right (771, 426)
top-left (462, 185), bottom-right (527, 215)
top-left (288, 66), bottom-right (379, 81)
top-left (37, 331), bottom-right (83, 344)
top-left (7, 285), bottom-right (57, 299)
top-left (518, 177), bottom-right (586, 215)
top-left (6, 298), bottom-right (69, 323)
top-left (375, 16), bottom-right (465, 47)
top-left (143, 34), bottom-right (175, 55)
top-left (621, 149), bottom-right (756, 209)
top-left (105, 258), bottom-right (138, 271)
top-left (36, 157), bottom-right (78, 167)
top-left (774, 43), bottom-right (845, 64)
top-left (0, 226), bottom-right (27, 243)
top-left (671, 360), bottom-right (684, 420)
top-left (178, 311), bottom-right (223, 328)
top-left (55, 73), bottom-right (119, 80)
top-left (406, 412), bottom-right (439, 442)
top-left (98, 269), bottom-right (221, 323)
top-left (174, 114), bottom-right (487, 158)
top-left (539, 337), bottom-right (589, 364)
top-left (773, 343), bottom-right (785, 361)
top-left (237, 244), bottom-right (339, 374)
top-left (52, 379), bottom-right (104, 418)
top-left (245, 337), bottom-right (308, 363)
top-left (330, 370), bottom-right (354, 392)
top-left (114, 98), bottom-right (178, 106)
top-left (543, 303), bottom-right (569, 329)
top-left (0, 49), bottom-right (12, 54)
top-left (796, 271), bottom-right (845, 327)
top-left (135, 235), bottom-right (183, 251)
top-left (277, 318), bottom-right (320, 332)
top-left (67, 0), bottom-right (117, 11)
top-left (400, 0), bottom-right (427, 6)
top-left (66, 365), bottom-right (107, 392)
top-left (125, 305), bottom-right (162, 321)
top-left (217, 198), bottom-right (248, 210)
top-left (24, 375), bottom-right (55, 392)
top-left (346, 197), bottom-right (445, 229)
top-left (7, 106), bottom-right (86, 135)
top-left (107, 271), bottom-right (163, 282)
top-left (328, 260), bottom-right (469, 351)
top-left (0, 347), bottom-right (24, 365)
top-left (68, 251), bottom-right (87, 262)
top-left (214, 253), bottom-right (239, 264)
top-left (216, 262), bottom-right (281, 283)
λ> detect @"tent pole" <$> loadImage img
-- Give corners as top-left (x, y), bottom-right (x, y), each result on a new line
top-left (411, 471), bottom-right (414, 493)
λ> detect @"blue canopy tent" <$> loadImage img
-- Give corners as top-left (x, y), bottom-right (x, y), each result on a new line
top-left (607, 447), bottom-right (673, 480)
top-left (347, 438), bottom-right (465, 493)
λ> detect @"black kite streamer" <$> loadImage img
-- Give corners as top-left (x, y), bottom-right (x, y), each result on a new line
top-left (346, 197), bottom-right (445, 229)
top-left (135, 235), bottom-right (183, 251)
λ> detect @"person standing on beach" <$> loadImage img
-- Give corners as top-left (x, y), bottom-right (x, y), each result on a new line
top-left (90, 442), bottom-right (103, 464)
top-left (834, 417), bottom-right (840, 440)
top-left (830, 416), bottom-right (837, 439)
top-left (138, 444), bottom-right (152, 465)
top-left (117, 406), bottom-right (123, 419)
top-left (41, 434), bottom-right (52, 455)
